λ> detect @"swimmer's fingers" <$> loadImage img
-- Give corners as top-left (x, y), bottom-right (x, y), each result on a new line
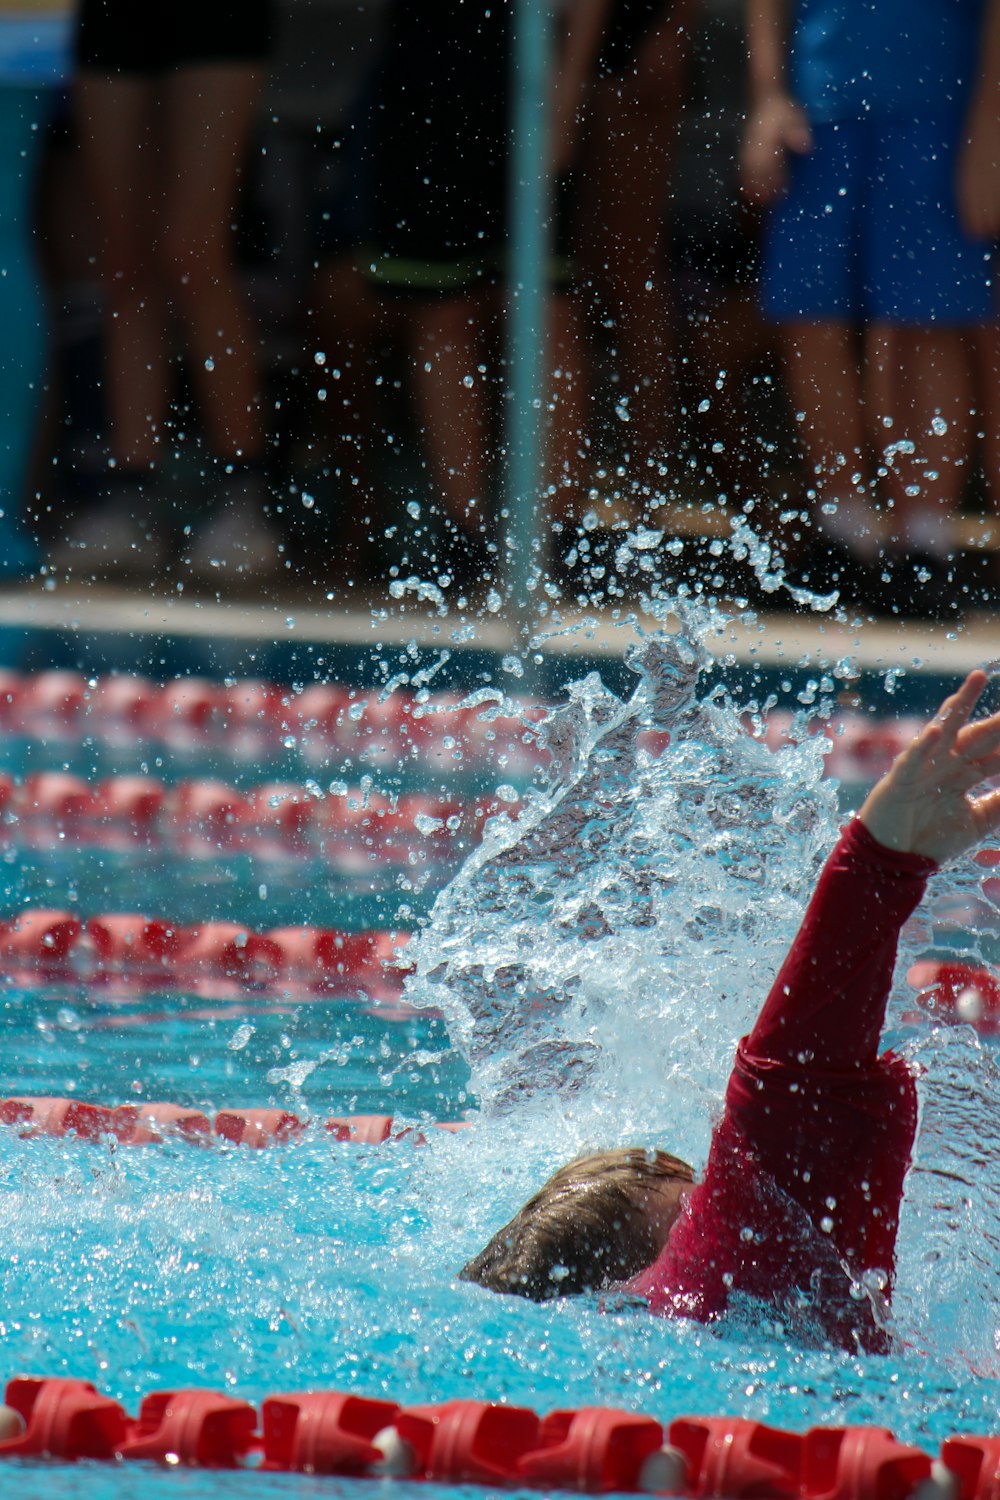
top-left (931, 671), bottom-right (989, 748)
top-left (955, 712), bottom-right (1000, 775)
top-left (971, 787), bottom-right (1000, 842)
top-left (899, 672), bottom-right (992, 779)
top-left (908, 728), bottom-right (1000, 799)
top-left (897, 721), bottom-right (943, 778)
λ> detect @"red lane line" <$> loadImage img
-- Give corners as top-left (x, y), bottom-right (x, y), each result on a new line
top-left (905, 959), bottom-right (1000, 1033)
top-left (0, 670), bottom-right (931, 784)
top-left (0, 670), bottom-right (548, 771)
top-left (0, 773), bottom-right (516, 863)
top-left (742, 709), bottom-right (922, 780)
top-left (0, 910), bottom-right (413, 990)
top-left (0, 1375), bottom-right (976, 1492)
top-left (0, 1097), bottom-right (469, 1148)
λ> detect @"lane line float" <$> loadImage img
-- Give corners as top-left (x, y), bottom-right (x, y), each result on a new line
top-left (0, 1378), bottom-right (972, 1499)
top-left (748, 709), bottom-right (923, 783)
top-left (11, 908), bottom-right (1000, 1036)
top-left (0, 771), bottom-right (514, 865)
top-left (0, 670), bottom-right (547, 772)
top-left (907, 960), bottom-right (1000, 1032)
top-left (0, 1097), bottom-right (467, 1147)
top-left (0, 667), bottom-right (934, 782)
top-left (0, 909), bottom-right (411, 989)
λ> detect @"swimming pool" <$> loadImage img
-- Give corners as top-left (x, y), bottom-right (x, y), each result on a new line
top-left (3, 606), bottom-right (1000, 1500)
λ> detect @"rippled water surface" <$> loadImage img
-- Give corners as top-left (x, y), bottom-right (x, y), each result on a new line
top-left (4, 607), bottom-right (1000, 1500)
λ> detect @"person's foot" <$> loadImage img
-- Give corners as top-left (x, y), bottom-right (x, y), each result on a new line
top-left (49, 473), bottom-right (166, 578)
top-left (185, 464), bottom-right (282, 582)
top-left (186, 505), bottom-right (281, 580)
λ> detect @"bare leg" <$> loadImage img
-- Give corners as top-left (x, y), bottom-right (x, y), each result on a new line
top-left (309, 255), bottom-right (384, 494)
top-left (575, 74), bottom-right (681, 472)
top-left (75, 73), bottom-right (166, 469)
top-left (972, 323), bottom-right (1000, 509)
top-left (875, 324), bottom-right (974, 556)
top-left (782, 320), bottom-right (878, 559)
top-left (862, 325), bottom-right (894, 458)
top-left (545, 290), bottom-right (586, 522)
top-left (305, 254), bottom-right (395, 574)
top-left (159, 64), bottom-right (264, 462)
top-left (408, 294), bottom-right (490, 536)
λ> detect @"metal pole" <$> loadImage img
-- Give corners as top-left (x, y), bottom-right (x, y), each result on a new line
top-left (505, 0), bottom-right (554, 630)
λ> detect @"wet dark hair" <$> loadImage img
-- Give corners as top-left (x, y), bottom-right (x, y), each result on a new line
top-left (459, 1147), bottom-right (694, 1301)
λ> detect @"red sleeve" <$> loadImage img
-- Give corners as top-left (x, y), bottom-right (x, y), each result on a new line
top-left (741, 818), bottom-right (936, 1070)
top-left (627, 820), bottom-right (935, 1345)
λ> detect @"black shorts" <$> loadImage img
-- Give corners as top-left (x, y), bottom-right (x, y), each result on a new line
top-left (364, 178), bottom-right (576, 300)
top-left (76, 0), bottom-right (273, 74)
top-left (597, 0), bottom-right (668, 76)
top-left (363, 0), bottom-right (573, 297)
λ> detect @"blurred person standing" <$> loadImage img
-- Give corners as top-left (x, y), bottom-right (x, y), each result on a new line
top-left (742, 0), bottom-right (1000, 619)
top-left (572, 0), bottom-right (698, 486)
top-left (363, 0), bottom-right (608, 588)
top-left (0, 0), bottom-right (71, 578)
top-left (59, 0), bottom-right (274, 582)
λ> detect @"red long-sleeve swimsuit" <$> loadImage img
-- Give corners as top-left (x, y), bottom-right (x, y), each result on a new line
top-left (626, 819), bottom-right (935, 1350)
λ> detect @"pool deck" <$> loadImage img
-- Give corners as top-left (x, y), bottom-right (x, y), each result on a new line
top-left (0, 577), bottom-right (993, 678)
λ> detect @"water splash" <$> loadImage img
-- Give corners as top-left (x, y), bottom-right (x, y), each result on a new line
top-left (729, 515), bottom-right (839, 612)
top-left (405, 601), bottom-right (838, 1166)
top-left (405, 598), bottom-right (1000, 1367)
top-left (890, 859), bottom-right (1000, 1364)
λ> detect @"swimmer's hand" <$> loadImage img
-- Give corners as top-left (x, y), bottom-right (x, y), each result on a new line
top-left (859, 670), bottom-right (1000, 863)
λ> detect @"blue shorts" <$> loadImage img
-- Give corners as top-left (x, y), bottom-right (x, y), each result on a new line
top-left (761, 117), bottom-right (996, 326)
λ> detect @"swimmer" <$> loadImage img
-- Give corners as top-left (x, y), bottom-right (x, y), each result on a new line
top-left (460, 670), bottom-right (1000, 1350)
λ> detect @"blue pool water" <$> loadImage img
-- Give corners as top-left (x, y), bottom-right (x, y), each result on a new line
top-left (4, 607), bottom-right (1000, 1500)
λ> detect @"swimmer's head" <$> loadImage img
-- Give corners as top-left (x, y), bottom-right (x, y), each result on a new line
top-left (458, 1147), bottom-right (694, 1301)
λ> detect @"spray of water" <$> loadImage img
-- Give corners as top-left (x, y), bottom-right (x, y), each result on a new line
top-left (404, 593), bottom-right (1000, 1367)
top-left (406, 597), bottom-right (838, 1165)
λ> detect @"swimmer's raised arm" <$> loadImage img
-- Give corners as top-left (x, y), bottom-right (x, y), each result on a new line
top-left (742, 669), bottom-right (1000, 1077)
top-left (859, 669), bottom-right (1000, 863)
top-left (628, 674), bottom-right (1000, 1338)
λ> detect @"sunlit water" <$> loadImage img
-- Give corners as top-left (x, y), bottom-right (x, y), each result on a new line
top-left (3, 601), bottom-right (1000, 1500)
